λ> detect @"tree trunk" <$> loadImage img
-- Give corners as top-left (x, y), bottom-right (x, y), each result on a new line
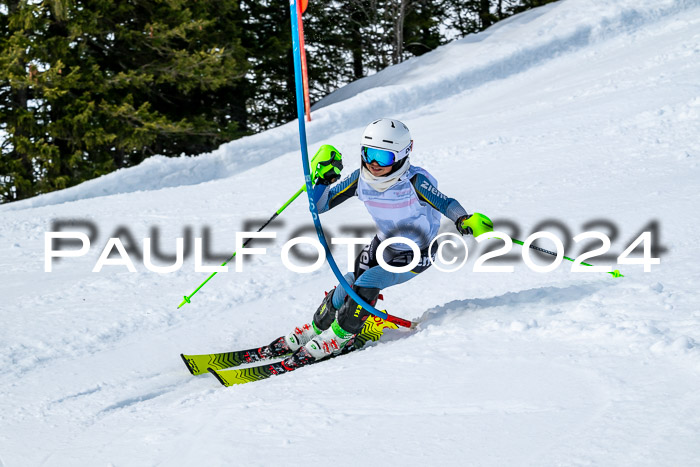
top-left (6, 0), bottom-right (34, 200)
top-left (393, 0), bottom-right (406, 65)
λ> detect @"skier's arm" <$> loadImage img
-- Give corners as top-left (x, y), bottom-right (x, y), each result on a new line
top-left (411, 174), bottom-right (494, 236)
top-left (411, 173), bottom-right (468, 222)
top-left (314, 170), bottom-right (359, 214)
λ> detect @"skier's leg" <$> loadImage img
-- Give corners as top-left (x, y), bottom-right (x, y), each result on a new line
top-left (332, 266), bottom-right (417, 337)
top-left (311, 272), bottom-right (355, 332)
top-left (300, 247), bottom-right (433, 362)
top-left (336, 285), bottom-right (381, 334)
top-left (278, 271), bottom-right (355, 354)
top-left (305, 235), bottom-right (381, 335)
top-left (326, 236), bottom-right (380, 306)
top-left (285, 239), bottom-right (433, 365)
top-left (334, 241), bottom-right (435, 333)
top-left (278, 240), bottom-right (374, 361)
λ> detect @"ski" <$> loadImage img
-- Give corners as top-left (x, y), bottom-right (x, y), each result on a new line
top-left (181, 348), bottom-right (287, 376)
top-left (207, 315), bottom-right (401, 386)
top-left (181, 337), bottom-right (291, 376)
top-left (209, 354), bottom-right (316, 386)
top-left (181, 309), bottom-right (417, 377)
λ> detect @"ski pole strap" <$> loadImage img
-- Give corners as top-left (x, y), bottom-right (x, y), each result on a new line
top-left (178, 185), bottom-right (306, 309)
top-left (512, 238), bottom-right (623, 277)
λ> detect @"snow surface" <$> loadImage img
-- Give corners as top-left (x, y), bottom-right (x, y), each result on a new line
top-left (2, 0), bottom-right (700, 465)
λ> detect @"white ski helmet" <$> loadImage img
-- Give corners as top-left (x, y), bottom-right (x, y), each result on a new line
top-left (360, 118), bottom-right (413, 168)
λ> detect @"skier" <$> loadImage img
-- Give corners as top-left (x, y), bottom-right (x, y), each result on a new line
top-left (269, 118), bottom-right (493, 368)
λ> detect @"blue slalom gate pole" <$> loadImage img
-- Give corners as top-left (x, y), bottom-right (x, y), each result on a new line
top-left (288, 0), bottom-right (387, 320)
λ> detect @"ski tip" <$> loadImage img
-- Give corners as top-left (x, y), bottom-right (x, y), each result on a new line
top-left (180, 354), bottom-right (197, 376)
top-left (208, 367), bottom-right (228, 387)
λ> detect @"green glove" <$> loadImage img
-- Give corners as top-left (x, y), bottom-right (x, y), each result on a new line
top-left (456, 212), bottom-right (494, 236)
top-left (310, 144), bottom-right (343, 185)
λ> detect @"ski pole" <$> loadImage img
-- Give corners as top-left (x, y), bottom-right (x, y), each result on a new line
top-left (178, 185), bottom-right (307, 308)
top-left (512, 238), bottom-right (623, 277)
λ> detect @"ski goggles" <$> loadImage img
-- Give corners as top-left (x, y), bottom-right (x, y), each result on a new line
top-left (361, 141), bottom-right (412, 167)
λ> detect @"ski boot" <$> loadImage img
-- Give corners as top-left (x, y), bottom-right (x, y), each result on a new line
top-left (263, 289), bottom-right (338, 361)
top-left (282, 323), bottom-right (317, 352)
top-left (281, 318), bottom-right (355, 370)
top-left (305, 320), bottom-right (355, 359)
top-left (264, 319), bottom-right (360, 378)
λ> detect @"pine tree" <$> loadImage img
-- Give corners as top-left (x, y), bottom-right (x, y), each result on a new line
top-left (239, 0), bottom-right (295, 131)
top-left (401, 0), bottom-right (445, 59)
top-left (1, 0), bottom-right (249, 203)
top-left (1, 0), bottom-right (58, 201)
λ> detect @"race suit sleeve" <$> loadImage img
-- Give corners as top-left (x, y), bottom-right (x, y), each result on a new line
top-left (411, 173), bottom-right (468, 222)
top-left (313, 169), bottom-right (360, 214)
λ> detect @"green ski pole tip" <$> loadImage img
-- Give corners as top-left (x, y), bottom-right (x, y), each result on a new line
top-left (612, 269), bottom-right (623, 278)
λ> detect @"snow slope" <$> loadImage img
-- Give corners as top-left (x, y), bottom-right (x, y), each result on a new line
top-left (2, 0), bottom-right (700, 465)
